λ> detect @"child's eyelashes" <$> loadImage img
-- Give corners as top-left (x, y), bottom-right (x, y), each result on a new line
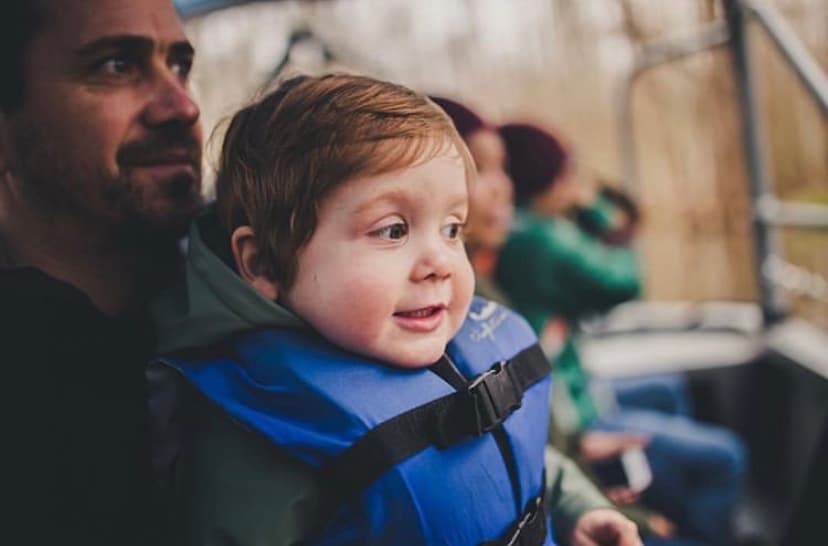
top-left (368, 219), bottom-right (465, 242)
top-left (372, 222), bottom-right (409, 241)
top-left (441, 222), bottom-right (465, 241)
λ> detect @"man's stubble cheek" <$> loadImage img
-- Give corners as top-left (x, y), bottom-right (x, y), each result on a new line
top-left (10, 120), bottom-right (90, 217)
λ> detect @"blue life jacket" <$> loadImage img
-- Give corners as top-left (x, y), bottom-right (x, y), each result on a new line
top-left (160, 297), bottom-right (555, 545)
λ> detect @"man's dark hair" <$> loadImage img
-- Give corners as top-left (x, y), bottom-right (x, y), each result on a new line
top-left (0, 1), bottom-right (45, 112)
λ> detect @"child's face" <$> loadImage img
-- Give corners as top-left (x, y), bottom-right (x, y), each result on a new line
top-left (281, 148), bottom-right (475, 368)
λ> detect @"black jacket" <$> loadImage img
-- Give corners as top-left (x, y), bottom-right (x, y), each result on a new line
top-left (2, 268), bottom-right (166, 545)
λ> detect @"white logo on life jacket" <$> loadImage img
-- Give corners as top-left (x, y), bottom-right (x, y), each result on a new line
top-left (470, 309), bottom-right (509, 342)
top-left (469, 301), bottom-right (499, 321)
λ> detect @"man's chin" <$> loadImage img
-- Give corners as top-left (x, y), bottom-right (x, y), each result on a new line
top-left (105, 168), bottom-right (203, 238)
top-left (117, 193), bottom-right (204, 243)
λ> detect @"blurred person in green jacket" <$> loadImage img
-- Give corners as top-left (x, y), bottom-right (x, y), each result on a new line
top-left (495, 123), bottom-right (746, 546)
top-left (435, 97), bottom-right (702, 546)
top-left (433, 95), bottom-right (652, 545)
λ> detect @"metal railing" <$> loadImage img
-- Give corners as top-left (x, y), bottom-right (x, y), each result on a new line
top-left (618, 0), bottom-right (828, 322)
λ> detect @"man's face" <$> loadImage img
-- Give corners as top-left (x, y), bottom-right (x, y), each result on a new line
top-left (1, 0), bottom-right (203, 240)
top-left (281, 148), bottom-right (476, 369)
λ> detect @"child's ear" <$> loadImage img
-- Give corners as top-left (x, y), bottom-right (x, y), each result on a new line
top-left (230, 226), bottom-right (280, 300)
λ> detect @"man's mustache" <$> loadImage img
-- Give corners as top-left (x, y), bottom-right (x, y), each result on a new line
top-left (117, 127), bottom-right (201, 167)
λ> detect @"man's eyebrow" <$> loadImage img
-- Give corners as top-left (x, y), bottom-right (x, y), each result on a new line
top-left (74, 35), bottom-right (194, 59)
top-left (169, 41), bottom-right (195, 58)
top-left (75, 35), bottom-right (153, 58)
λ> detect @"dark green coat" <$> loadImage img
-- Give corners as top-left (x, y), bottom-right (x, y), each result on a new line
top-left (151, 209), bottom-right (612, 545)
top-left (495, 207), bottom-right (641, 429)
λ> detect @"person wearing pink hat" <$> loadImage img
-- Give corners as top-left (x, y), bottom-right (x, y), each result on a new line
top-left (496, 122), bottom-right (746, 546)
top-left (430, 97), bottom-right (515, 303)
top-left (434, 96), bottom-right (646, 546)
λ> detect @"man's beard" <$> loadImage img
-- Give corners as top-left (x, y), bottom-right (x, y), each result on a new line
top-left (103, 167), bottom-right (204, 246)
top-left (12, 122), bottom-right (203, 246)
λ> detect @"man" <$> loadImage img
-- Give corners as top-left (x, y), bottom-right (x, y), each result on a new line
top-left (0, 0), bottom-right (202, 543)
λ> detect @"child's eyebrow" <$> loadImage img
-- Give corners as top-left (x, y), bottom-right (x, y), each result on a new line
top-left (349, 187), bottom-right (468, 217)
top-left (350, 190), bottom-right (408, 216)
top-left (445, 191), bottom-right (470, 210)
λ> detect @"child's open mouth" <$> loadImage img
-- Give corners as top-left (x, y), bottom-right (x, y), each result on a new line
top-left (393, 305), bottom-right (446, 331)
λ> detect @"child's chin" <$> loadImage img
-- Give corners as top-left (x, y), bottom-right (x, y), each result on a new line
top-left (391, 359), bottom-right (438, 370)
top-left (386, 348), bottom-right (445, 370)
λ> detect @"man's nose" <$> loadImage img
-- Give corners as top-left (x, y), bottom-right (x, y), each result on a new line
top-left (142, 71), bottom-right (200, 128)
top-left (411, 239), bottom-right (453, 282)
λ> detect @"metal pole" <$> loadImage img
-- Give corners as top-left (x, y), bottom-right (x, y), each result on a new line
top-left (618, 23), bottom-right (730, 194)
top-left (756, 197), bottom-right (828, 230)
top-left (724, 0), bottom-right (787, 322)
top-left (746, 0), bottom-right (828, 118)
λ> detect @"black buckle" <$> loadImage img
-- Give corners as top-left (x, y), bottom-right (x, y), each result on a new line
top-left (502, 495), bottom-right (544, 546)
top-left (467, 360), bottom-right (523, 435)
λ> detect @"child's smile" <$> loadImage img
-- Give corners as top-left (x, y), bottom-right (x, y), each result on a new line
top-left (393, 304), bottom-right (448, 332)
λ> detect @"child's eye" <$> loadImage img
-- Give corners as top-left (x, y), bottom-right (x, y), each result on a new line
top-left (373, 222), bottom-right (409, 241)
top-left (441, 222), bottom-right (464, 240)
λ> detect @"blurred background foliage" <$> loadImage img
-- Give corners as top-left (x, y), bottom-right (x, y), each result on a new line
top-left (182, 0), bottom-right (827, 327)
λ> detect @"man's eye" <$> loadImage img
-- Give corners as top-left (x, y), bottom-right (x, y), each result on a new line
top-left (441, 222), bottom-right (464, 240)
top-left (170, 57), bottom-right (193, 79)
top-left (374, 223), bottom-right (408, 241)
top-left (96, 56), bottom-right (138, 78)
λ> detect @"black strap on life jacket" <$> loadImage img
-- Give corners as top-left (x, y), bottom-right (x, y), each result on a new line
top-left (481, 489), bottom-right (548, 546)
top-left (317, 343), bottom-right (549, 500)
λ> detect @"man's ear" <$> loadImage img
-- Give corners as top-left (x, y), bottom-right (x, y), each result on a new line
top-left (230, 226), bottom-right (279, 300)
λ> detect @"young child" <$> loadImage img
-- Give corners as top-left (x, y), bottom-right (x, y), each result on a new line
top-left (151, 74), bottom-right (639, 546)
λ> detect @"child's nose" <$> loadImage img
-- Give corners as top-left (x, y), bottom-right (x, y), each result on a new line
top-left (411, 241), bottom-right (453, 282)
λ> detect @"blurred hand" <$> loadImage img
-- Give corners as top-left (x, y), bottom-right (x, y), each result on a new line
top-left (647, 514), bottom-right (676, 538)
top-left (605, 486), bottom-right (642, 505)
top-left (578, 431), bottom-right (650, 462)
top-left (571, 508), bottom-right (643, 546)
top-left (572, 178), bottom-right (599, 208)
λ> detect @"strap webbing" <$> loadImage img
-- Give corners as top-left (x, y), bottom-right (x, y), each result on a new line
top-left (318, 343), bottom-right (549, 499)
top-left (481, 491), bottom-right (548, 546)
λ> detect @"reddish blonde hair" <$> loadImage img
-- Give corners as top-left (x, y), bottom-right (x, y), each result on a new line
top-left (215, 73), bottom-right (475, 289)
